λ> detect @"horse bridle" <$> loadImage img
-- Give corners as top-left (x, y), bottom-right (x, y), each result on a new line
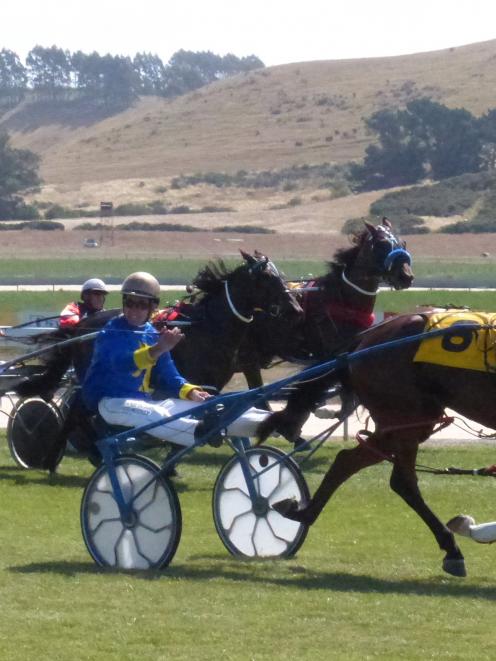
top-left (342, 228), bottom-right (412, 295)
top-left (223, 259), bottom-right (291, 324)
top-left (224, 280), bottom-right (254, 323)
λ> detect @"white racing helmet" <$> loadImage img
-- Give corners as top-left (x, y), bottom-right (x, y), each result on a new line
top-left (121, 272), bottom-right (161, 304)
top-left (81, 278), bottom-right (108, 295)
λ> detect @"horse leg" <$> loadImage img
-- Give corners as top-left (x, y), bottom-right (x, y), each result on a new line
top-left (389, 442), bottom-right (466, 577)
top-left (273, 442), bottom-right (384, 525)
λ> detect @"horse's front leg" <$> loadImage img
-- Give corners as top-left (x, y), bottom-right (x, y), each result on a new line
top-left (389, 442), bottom-right (466, 577)
top-left (273, 442), bottom-right (383, 525)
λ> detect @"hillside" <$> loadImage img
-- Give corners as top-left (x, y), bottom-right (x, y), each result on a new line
top-left (3, 39), bottom-right (496, 234)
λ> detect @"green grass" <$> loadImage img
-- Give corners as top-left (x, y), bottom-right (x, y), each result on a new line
top-left (2, 438), bottom-right (496, 660)
top-left (0, 288), bottom-right (495, 331)
top-left (378, 289), bottom-right (496, 313)
top-left (0, 258), bottom-right (322, 285)
top-left (0, 291), bottom-right (184, 327)
top-left (4, 256), bottom-right (496, 286)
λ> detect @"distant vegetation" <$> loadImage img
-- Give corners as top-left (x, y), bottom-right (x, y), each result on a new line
top-left (171, 163), bottom-right (350, 191)
top-left (75, 221), bottom-right (275, 234)
top-left (0, 46), bottom-right (264, 111)
top-left (0, 133), bottom-right (41, 219)
top-left (351, 99), bottom-right (496, 192)
top-left (348, 170), bottom-right (496, 234)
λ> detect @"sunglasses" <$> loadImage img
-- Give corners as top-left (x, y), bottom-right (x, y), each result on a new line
top-left (123, 297), bottom-right (150, 310)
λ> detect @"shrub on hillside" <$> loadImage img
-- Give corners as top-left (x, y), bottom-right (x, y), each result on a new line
top-left (114, 203), bottom-right (155, 216)
top-left (215, 225), bottom-right (275, 234)
top-left (170, 164), bottom-right (349, 190)
top-left (44, 204), bottom-right (96, 219)
top-left (440, 219), bottom-right (496, 233)
top-left (200, 205), bottom-right (234, 213)
top-left (115, 221), bottom-right (199, 231)
top-left (441, 190), bottom-right (496, 232)
top-left (342, 214), bottom-right (428, 235)
top-left (10, 203), bottom-right (41, 220)
top-left (0, 220), bottom-right (63, 230)
top-left (371, 172), bottom-right (496, 219)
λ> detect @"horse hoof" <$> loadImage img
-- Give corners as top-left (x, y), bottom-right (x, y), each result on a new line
top-left (442, 557), bottom-right (467, 577)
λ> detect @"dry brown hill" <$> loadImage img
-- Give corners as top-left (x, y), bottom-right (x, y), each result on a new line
top-left (4, 39), bottom-right (496, 234)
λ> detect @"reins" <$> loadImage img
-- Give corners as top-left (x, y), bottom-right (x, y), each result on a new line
top-left (355, 418), bottom-right (496, 478)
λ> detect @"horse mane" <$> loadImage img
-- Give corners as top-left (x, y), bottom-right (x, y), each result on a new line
top-left (190, 259), bottom-right (232, 296)
top-left (325, 228), bottom-right (368, 278)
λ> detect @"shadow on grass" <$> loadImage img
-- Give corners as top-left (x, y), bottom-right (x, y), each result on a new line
top-left (9, 559), bottom-right (496, 601)
top-left (0, 467), bottom-right (89, 488)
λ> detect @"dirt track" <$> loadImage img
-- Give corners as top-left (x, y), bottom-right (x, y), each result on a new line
top-left (4, 229), bottom-right (496, 260)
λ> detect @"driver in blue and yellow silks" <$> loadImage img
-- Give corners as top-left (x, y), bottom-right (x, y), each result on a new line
top-left (81, 271), bottom-right (269, 448)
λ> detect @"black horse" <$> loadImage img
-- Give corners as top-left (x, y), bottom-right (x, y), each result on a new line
top-left (263, 309), bottom-right (496, 577)
top-left (8, 251), bottom-right (302, 469)
top-left (236, 218), bottom-right (414, 389)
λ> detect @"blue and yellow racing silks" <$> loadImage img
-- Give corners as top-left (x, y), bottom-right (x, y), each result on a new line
top-left (81, 314), bottom-right (196, 412)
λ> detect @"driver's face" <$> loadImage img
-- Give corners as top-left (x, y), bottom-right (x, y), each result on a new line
top-left (84, 291), bottom-right (106, 311)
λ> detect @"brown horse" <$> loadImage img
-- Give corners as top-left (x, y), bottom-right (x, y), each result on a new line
top-left (237, 218), bottom-right (414, 389)
top-left (264, 310), bottom-right (496, 577)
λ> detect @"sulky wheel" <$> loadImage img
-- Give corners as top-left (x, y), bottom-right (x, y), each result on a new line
top-left (213, 446), bottom-right (309, 558)
top-left (7, 397), bottom-right (64, 469)
top-left (81, 455), bottom-right (181, 570)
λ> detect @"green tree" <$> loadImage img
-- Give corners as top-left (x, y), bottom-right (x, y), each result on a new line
top-left (0, 133), bottom-right (41, 219)
top-left (352, 99), bottom-right (482, 190)
top-left (0, 49), bottom-right (27, 107)
top-left (99, 55), bottom-right (139, 107)
top-left (478, 108), bottom-right (496, 170)
top-left (26, 45), bottom-right (72, 98)
top-left (407, 98), bottom-right (481, 179)
top-left (72, 50), bottom-right (105, 98)
top-left (133, 52), bottom-right (167, 95)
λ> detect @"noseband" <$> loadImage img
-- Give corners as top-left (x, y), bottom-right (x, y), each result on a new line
top-left (342, 231), bottom-right (412, 295)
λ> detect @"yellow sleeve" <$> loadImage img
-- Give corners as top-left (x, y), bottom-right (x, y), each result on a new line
top-left (134, 346), bottom-right (156, 369)
top-left (179, 384), bottom-right (200, 400)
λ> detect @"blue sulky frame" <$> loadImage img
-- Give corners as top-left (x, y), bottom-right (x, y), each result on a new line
top-left (80, 323), bottom-right (483, 570)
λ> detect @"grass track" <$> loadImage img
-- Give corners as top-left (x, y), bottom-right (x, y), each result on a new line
top-left (2, 257), bottom-right (496, 286)
top-left (2, 440), bottom-right (496, 660)
top-left (0, 289), bottom-right (495, 330)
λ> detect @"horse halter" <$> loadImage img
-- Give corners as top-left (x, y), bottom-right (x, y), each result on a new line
top-left (342, 227), bottom-right (412, 295)
top-left (374, 227), bottom-right (412, 274)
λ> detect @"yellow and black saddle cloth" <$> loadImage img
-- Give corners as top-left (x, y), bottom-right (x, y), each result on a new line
top-left (414, 310), bottom-right (496, 373)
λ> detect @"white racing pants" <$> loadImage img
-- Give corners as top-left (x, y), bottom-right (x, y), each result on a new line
top-left (98, 397), bottom-right (270, 447)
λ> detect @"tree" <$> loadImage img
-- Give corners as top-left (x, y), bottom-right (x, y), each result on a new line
top-left (478, 108), bottom-right (496, 170)
top-left (0, 49), bottom-right (27, 106)
top-left (133, 53), bottom-right (167, 95)
top-left (26, 45), bottom-right (72, 98)
top-left (99, 55), bottom-right (140, 107)
top-left (407, 99), bottom-right (481, 179)
top-left (0, 133), bottom-right (41, 219)
top-left (164, 50), bottom-right (265, 97)
top-left (352, 99), bottom-right (482, 190)
top-left (72, 50), bottom-right (105, 98)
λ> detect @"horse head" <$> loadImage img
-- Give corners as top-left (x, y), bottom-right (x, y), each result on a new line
top-left (235, 249), bottom-right (303, 324)
top-left (360, 217), bottom-right (414, 291)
